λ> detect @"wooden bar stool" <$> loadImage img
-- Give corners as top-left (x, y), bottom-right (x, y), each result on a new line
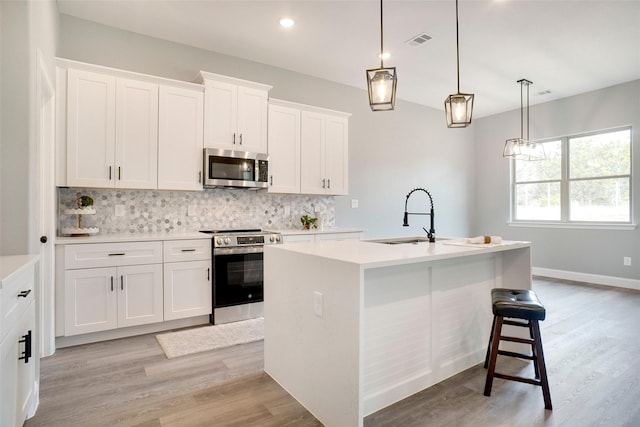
top-left (483, 288), bottom-right (552, 410)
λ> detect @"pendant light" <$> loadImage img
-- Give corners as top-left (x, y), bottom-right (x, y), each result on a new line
top-left (444, 0), bottom-right (474, 127)
top-left (366, 0), bottom-right (397, 111)
top-left (503, 79), bottom-right (546, 161)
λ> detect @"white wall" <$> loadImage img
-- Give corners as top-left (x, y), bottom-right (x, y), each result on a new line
top-left (58, 14), bottom-right (476, 240)
top-left (0, 0), bottom-right (58, 255)
top-left (474, 80), bottom-right (640, 281)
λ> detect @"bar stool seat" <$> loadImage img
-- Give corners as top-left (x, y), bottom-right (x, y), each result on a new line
top-left (484, 288), bottom-right (552, 410)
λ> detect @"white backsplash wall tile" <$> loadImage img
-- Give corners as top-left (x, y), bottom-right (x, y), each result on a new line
top-left (58, 188), bottom-right (335, 235)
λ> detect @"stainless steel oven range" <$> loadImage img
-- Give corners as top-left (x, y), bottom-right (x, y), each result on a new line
top-left (199, 229), bottom-right (282, 324)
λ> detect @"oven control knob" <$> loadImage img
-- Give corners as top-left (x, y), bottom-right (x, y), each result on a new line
top-left (269, 235), bottom-right (275, 243)
top-left (224, 237), bottom-right (230, 244)
top-left (276, 235), bottom-right (281, 243)
top-left (248, 293), bottom-right (252, 299)
top-left (216, 237), bottom-right (223, 245)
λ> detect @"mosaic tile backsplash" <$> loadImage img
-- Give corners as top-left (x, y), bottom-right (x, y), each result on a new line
top-left (58, 188), bottom-right (335, 235)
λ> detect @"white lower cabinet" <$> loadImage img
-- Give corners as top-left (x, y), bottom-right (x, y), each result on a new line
top-left (1, 256), bottom-right (38, 426)
top-left (64, 264), bottom-right (163, 335)
top-left (163, 239), bottom-right (212, 321)
top-left (282, 231), bottom-right (362, 243)
top-left (62, 241), bottom-right (164, 336)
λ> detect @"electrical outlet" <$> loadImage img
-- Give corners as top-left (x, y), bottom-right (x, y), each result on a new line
top-left (351, 199), bottom-right (359, 209)
top-left (115, 205), bottom-right (125, 217)
top-left (623, 257), bottom-right (632, 266)
top-left (284, 205), bottom-right (291, 216)
top-left (314, 291), bottom-right (323, 318)
top-left (188, 205), bottom-right (197, 216)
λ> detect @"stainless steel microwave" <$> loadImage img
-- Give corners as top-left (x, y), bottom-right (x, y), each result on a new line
top-left (203, 148), bottom-right (269, 189)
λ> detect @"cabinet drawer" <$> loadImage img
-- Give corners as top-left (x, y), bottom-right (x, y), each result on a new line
top-left (163, 239), bottom-right (211, 262)
top-left (1, 264), bottom-right (35, 342)
top-left (65, 241), bottom-right (163, 269)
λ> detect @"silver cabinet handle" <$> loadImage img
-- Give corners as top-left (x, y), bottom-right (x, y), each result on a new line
top-left (120, 275), bottom-right (124, 291)
top-left (322, 178), bottom-right (326, 189)
top-left (232, 133), bottom-right (236, 144)
top-left (270, 175), bottom-right (273, 186)
top-left (239, 133), bottom-right (243, 145)
top-left (110, 276), bottom-right (114, 292)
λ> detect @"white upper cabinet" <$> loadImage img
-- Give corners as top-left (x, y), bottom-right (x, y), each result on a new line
top-left (196, 71), bottom-right (271, 153)
top-left (66, 69), bottom-right (116, 188)
top-left (157, 85), bottom-right (204, 191)
top-left (66, 69), bottom-right (158, 189)
top-left (267, 102), bottom-right (301, 194)
top-left (115, 78), bottom-right (159, 189)
top-left (300, 109), bottom-right (349, 195)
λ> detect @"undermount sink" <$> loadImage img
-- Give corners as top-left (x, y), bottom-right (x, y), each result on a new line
top-left (368, 236), bottom-right (450, 245)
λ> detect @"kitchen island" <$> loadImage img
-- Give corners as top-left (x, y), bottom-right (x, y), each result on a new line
top-left (264, 238), bottom-right (531, 427)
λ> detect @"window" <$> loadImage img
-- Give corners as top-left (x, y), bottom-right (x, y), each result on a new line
top-left (512, 127), bottom-right (632, 224)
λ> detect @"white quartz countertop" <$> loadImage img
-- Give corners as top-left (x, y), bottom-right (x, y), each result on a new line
top-left (55, 231), bottom-right (212, 245)
top-left (265, 227), bottom-right (363, 236)
top-left (1, 255), bottom-right (39, 289)
top-left (265, 238), bottom-right (530, 269)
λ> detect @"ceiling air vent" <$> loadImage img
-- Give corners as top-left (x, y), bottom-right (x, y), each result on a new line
top-left (406, 33), bottom-right (432, 47)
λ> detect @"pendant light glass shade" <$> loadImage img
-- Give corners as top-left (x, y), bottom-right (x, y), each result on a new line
top-left (445, 92), bottom-right (474, 127)
top-left (503, 79), bottom-right (546, 161)
top-left (367, 0), bottom-right (397, 111)
top-left (445, 0), bottom-right (474, 128)
top-left (367, 67), bottom-right (397, 111)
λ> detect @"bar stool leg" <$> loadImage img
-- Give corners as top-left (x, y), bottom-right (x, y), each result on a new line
top-left (484, 316), bottom-right (503, 396)
top-left (484, 315), bottom-right (497, 369)
top-left (528, 320), bottom-right (540, 380)
top-left (531, 320), bottom-right (552, 410)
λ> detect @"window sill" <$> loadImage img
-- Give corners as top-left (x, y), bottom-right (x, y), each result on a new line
top-left (508, 221), bottom-right (636, 231)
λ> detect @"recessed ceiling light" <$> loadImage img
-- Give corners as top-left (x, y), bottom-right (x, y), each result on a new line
top-left (279, 17), bottom-right (294, 28)
top-left (378, 52), bottom-right (391, 60)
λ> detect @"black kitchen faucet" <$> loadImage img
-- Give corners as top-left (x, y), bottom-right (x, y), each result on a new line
top-left (403, 187), bottom-right (436, 242)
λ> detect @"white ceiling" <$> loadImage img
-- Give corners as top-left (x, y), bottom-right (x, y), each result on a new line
top-left (57, 0), bottom-right (640, 118)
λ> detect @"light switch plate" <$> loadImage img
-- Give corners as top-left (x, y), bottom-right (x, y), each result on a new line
top-left (284, 205), bottom-right (291, 216)
top-left (115, 205), bottom-right (125, 217)
top-left (351, 199), bottom-right (359, 209)
top-left (314, 291), bottom-right (323, 318)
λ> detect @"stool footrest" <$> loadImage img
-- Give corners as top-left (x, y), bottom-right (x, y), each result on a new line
top-left (494, 372), bottom-right (542, 387)
top-left (503, 319), bottom-right (530, 327)
top-left (499, 335), bottom-right (534, 345)
top-left (497, 349), bottom-right (535, 360)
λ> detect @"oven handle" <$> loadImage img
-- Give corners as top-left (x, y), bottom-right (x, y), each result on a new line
top-left (214, 246), bottom-right (265, 255)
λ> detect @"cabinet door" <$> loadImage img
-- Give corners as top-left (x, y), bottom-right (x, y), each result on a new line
top-left (15, 302), bottom-right (36, 425)
top-left (324, 115), bottom-right (349, 195)
top-left (115, 78), bottom-right (158, 189)
top-left (117, 264), bottom-right (163, 327)
top-left (64, 267), bottom-right (118, 336)
top-left (158, 85), bottom-right (204, 191)
top-left (267, 104), bottom-right (301, 194)
top-left (66, 69), bottom-right (116, 188)
top-left (163, 261), bottom-right (212, 321)
top-left (0, 322), bottom-right (20, 427)
top-left (300, 111), bottom-right (326, 194)
top-left (237, 86), bottom-right (268, 153)
top-left (203, 80), bottom-right (237, 149)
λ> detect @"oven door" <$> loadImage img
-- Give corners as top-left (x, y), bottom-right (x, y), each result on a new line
top-left (213, 246), bottom-right (264, 308)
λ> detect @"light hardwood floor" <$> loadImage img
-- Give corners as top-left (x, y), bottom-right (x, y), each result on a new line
top-left (26, 277), bottom-right (640, 426)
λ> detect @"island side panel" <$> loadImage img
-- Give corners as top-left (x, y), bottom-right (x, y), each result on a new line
top-left (362, 253), bottom-right (498, 416)
top-left (264, 246), bottom-right (363, 427)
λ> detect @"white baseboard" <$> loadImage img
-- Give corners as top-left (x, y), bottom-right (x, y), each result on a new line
top-left (533, 267), bottom-right (640, 291)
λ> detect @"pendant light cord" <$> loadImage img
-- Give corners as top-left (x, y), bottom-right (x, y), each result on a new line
top-left (455, 0), bottom-right (460, 94)
top-left (379, 0), bottom-right (384, 68)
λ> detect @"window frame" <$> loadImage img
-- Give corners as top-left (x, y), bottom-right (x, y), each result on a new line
top-left (509, 126), bottom-right (634, 229)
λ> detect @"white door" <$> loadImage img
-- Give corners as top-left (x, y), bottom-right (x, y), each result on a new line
top-left (203, 80), bottom-right (237, 149)
top-left (237, 86), bottom-right (268, 153)
top-left (0, 323), bottom-right (20, 427)
top-left (117, 264), bottom-right (163, 327)
top-left (267, 104), bottom-right (301, 194)
top-left (115, 78), bottom-right (158, 189)
top-left (300, 111), bottom-right (326, 194)
top-left (158, 85), bottom-right (204, 191)
top-left (66, 69), bottom-right (116, 188)
top-left (324, 115), bottom-right (348, 195)
top-left (64, 267), bottom-right (118, 336)
top-left (163, 261), bottom-right (212, 321)
top-left (36, 50), bottom-right (56, 357)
